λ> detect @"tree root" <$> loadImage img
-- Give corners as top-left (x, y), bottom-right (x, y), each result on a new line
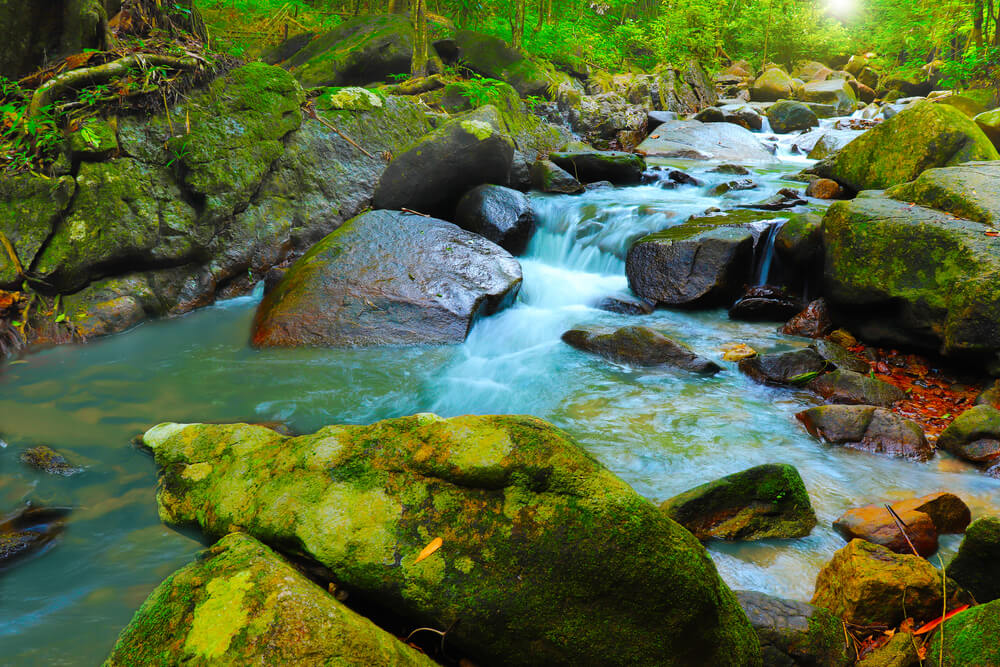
top-left (28, 53), bottom-right (199, 118)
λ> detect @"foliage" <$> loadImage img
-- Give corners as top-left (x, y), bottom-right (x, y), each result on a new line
top-left (454, 74), bottom-right (508, 105)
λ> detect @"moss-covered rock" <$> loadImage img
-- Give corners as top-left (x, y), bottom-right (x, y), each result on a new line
top-left (104, 532), bottom-right (436, 666)
top-left (0, 174), bottom-right (75, 288)
top-left (935, 95), bottom-right (988, 118)
top-left (561, 325), bottom-right (722, 374)
top-left (142, 416), bottom-right (762, 666)
top-left (811, 539), bottom-right (971, 627)
top-left (799, 79), bottom-right (858, 116)
top-left (736, 590), bottom-right (853, 667)
top-left (885, 161), bottom-right (1000, 226)
top-left (946, 515), bottom-right (1000, 603)
top-left (751, 68), bottom-right (795, 101)
top-left (809, 100), bottom-right (999, 191)
top-left (926, 598), bottom-right (1000, 666)
top-left (529, 159), bottom-right (583, 193)
top-left (660, 463), bottom-right (817, 540)
top-left (807, 369), bottom-right (905, 407)
top-left (67, 117), bottom-right (119, 161)
top-left (453, 29), bottom-right (559, 97)
top-left (548, 150), bottom-right (645, 184)
top-left (738, 347), bottom-right (828, 387)
top-left (974, 107), bottom-right (1000, 151)
top-left (857, 631), bottom-right (922, 667)
top-left (19, 445), bottom-right (84, 476)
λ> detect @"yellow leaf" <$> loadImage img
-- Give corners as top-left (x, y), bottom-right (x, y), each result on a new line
top-left (415, 537), bottom-right (443, 563)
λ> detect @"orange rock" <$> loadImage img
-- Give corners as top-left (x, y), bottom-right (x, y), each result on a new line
top-left (833, 505), bottom-right (938, 556)
top-left (893, 492), bottom-right (971, 534)
top-left (805, 178), bottom-right (844, 199)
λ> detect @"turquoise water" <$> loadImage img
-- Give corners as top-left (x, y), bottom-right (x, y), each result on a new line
top-left (2, 160), bottom-right (998, 664)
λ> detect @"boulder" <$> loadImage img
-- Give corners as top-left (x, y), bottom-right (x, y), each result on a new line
top-left (454, 184), bottom-right (535, 255)
top-left (811, 539), bottom-right (971, 627)
top-left (736, 591), bottom-right (854, 667)
top-left (808, 101), bottom-right (999, 191)
top-left (812, 339), bottom-right (870, 374)
top-left (936, 95), bottom-right (988, 118)
top-left (799, 79), bottom-right (858, 116)
top-left (453, 30), bottom-right (558, 97)
top-left (104, 533), bottom-right (436, 666)
top-left (792, 61), bottom-right (834, 82)
top-left (594, 294), bottom-right (654, 315)
top-left (796, 405), bottom-right (933, 461)
top-left (738, 348), bottom-right (828, 386)
top-left (18, 445), bottom-right (84, 476)
top-left (885, 161), bottom-right (1000, 226)
top-left (141, 417), bottom-right (762, 666)
top-left (0, 175), bottom-right (76, 288)
top-left (636, 119), bottom-right (776, 163)
top-left (857, 632), bottom-right (921, 667)
top-left (806, 178), bottom-right (844, 199)
top-left (530, 159), bottom-right (584, 194)
top-left (926, 597), bottom-right (1000, 666)
top-left (548, 150), bottom-right (645, 184)
top-left (833, 505), bottom-right (938, 556)
top-left (720, 103), bottom-right (764, 130)
top-left (767, 100), bottom-right (819, 133)
top-left (804, 129), bottom-right (863, 160)
top-left (752, 68), bottom-right (795, 101)
top-left (782, 299), bottom-right (834, 338)
top-left (936, 405), bottom-right (1000, 476)
top-left (626, 225), bottom-right (754, 307)
top-left (844, 55), bottom-right (869, 76)
top-left (251, 210), bottom-right (522, 347)
top-left (660, 464), bottom-right (817, 541)
top-left (728, 285), bottom-right (802, 322)
top-left (373, 116), bottom-right (515, 217)
top-left (808, 369), bottom-right (905, 407)
top-left (946, 515), bottom-right (1000, 603)
top-left (974, 107), bottom-right (1000, 150)
top-left (893, 492), bottom-right (971, 533)
top-left (561, 325), bottom-right (721, 374)
top-left (976, 379), bottom-right (1000, 409)
top-left (774, 213), bottom-right (823, 268)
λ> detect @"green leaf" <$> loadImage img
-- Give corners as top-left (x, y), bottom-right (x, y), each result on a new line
top-left (10, 320), bottom-right (21, 327)
top-left (788, 371), bottom-right (821, 384)
top-left (80, 126), bottom-right (100, 149)
top-left (55, 313), bottom-right (66, 323)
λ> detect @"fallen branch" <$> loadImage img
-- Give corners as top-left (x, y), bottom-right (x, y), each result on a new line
top-left (0, 231), bottom-right (24, 280)
top-left (28, 53), bottom-right (199, 118)
top-left (885, 504), bottom-right (920, 557)
top-left (304, 105), bottom-right (376, 158)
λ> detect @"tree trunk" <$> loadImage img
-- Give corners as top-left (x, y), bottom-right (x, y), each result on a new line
top-left (974, 0), bottom-right (985, 50)
top-left (534, 0), bottom-right (544, 33)
top-left (0, 0), bottom-right (110, 79)
top-left (511, 0), bottom-right (525, 50)
top-left (410, 0), bottom-right (428, 76)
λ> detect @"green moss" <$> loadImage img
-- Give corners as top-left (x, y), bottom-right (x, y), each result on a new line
top-left (0, 174), bottom-right (75, 287)
top-left (927, 598), bottom-right (1000, 666)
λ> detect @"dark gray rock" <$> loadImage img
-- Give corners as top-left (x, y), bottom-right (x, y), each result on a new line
top-left (595, 294), bottom-right (654, 315)
top-left (454, 184), bottom-right (535, 255)
top-left (19, 446), bottom-right (84, 476)
top-left (530, 159), bottom-right (584, 194)
top-left (947, 516), bottom-right (1000, 602)
top-left (561, 325), bottom-right (720, 374)
top-left (0, 505), bottom-right (71, 571)
top-left (796, 404), bottom-right (933, 461)
top-left (737, 590), bottom-right (853, 667)
top-left (738, 348), bottom-right (828, 386)
top-left (549, 150), bottom-right (645, 184)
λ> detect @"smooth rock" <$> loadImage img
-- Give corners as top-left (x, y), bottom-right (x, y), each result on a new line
top-left (561, 325), bottom-right (721, 373)
top-left (808, 369), bottom-right (905, 407)
top-left (833, 505), bottom-right (938, 556)
top-left (936, 405), bottom-right (1000, 476)
top-left (637, 119), bottom-right (776, 163)
top-left (454, 184), bottom-right (535, 255)
top-left (736, 590), bottom-right (854, 667)
top-left (530, 159), bottom-right (584, 193)
top-left (550, 150), bottom-right (645, 184)
top-left (738, 348), bottom-right (828, 386)
top-left (796, 405), bottom-right (932, 461)
top-left (767, 100), bottom-right (819, 133)
top-left (594, 294), bottom-right (655, 315)
top-left (946, 515), bottom-right (1000, 603)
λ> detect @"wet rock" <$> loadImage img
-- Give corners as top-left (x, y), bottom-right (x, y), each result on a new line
top-left (806, 178), bottom-right (844, 199)
top-left (738, 348), bottom-right (828, 386)
top-left (729, 285), bottom-right (802, 322)
top-left (782, 299), bottom-right (834, 338)
top-left (946, 515), bottom-right (1000, 603)
top-left (774, 213), bottom-right (823, 268)
top-left (647, 109), bottom-right (678, 127)
top-left (894, 492), bottom-right (972, 534)
top-left (710, 164), bottom-right (751, 175)
top-left (808, 369), bottom-right (905, 407)
top-left (19, 445), bottom-right (84, 476)
top-left (974, 378), bottom-right (1000, 409)
top-left (594, 294), bottom-right (654, 315)
top-left (251, 210), bottom-right (522, 347)
top-left (0, 505), bottom-right (71, 571)
top-left (885, 161), bottom-right (1000, 226)
top-left (767, 100), bottom-right (819, 133)
top-left (736, 590), bottom-right (853, 667)
top-left (710, 178), bottom-right (757, 196)
top-left (796, 405), bottom-right (933, 461)
top-left (812, 339), bottom-right (870, 374)
top-left (626, 225), bottom-right (754, 307)
top-left (694, 107), bottom-right (726, 123)
top-left (584, 180), bottom-right (614, 190)
top-left (374, 115), bottom-right (515, 217)
top-left (720, 104), bottom-right (764, 131)
top-left (833, 505), bottom-right (939, 556)
top-left (974, 107), bottom-right (1000, 151)
top-left (636, 119), bottom-right (776, 163)
top-left (452, 30), bottom-right (559, 97)
top-left (454, 184), bottom-right (535, 255)
top-left (141, 417), bottom-right (762, 666)
top-left (530, 159), bottom-right (584, 194)
top-left (926, 597), bottom-right (1000, 666)
top-left (549, 150), bottom-right (645, 184)
top-left (660, 463), bottom-right (817, 541)
top-left (104, 533), bottom-right (436, 666)
top-left (811, 539), bottom-right (971, 627)
top-left (799, 79), bottom-right (858, 116)
top-left (561, 325), bottom-right (721, 373)
top-left (936, 405), bottom-right (1000, 476)
top-left (738, 188), bottom-right (807, 211)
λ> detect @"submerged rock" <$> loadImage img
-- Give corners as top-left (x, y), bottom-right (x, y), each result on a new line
top-left (561, 325), bottom-right (721, 373)
top-left (926, 597), bottom-right (1000, 666)
top-left (894, 492), bottom-right (972, 534)
top-left (660, 463), bottom-right (817, 540)
top-left (19, 445), bottom-right (84, 476)
top-left (736, 590), bottom-right (853, 667)
top-left (738, 348), bottom-right (828, 387)
top-left (141, 416), bottom-right (762, 666)
top-left (548, 150), bottom-right (645, 184)
top-left (796, 405), bottom-right (932, 461)
top-left (946, 515), bottom-right (1000, 603)
top-left (454, 184), bottom-right (535, 255)
top-left (105, 533), bottom-right (435, 666)
top-left (811, 539), bottom-right (971, 627)
top-left (935, 405), bottom-right (1000, 476)
top-left (251, 210), bottom-right (522, 347)
top-left (0, 505), bottom-right (71, 571)
top-left (807, 369), bottom-right (904, 407)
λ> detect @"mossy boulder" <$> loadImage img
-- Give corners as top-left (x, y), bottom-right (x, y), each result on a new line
top-left (885, 161), bottom-right (1000, 226)
top-left (548, 150), bottom-right (645, 184)
top-left (807, 369), bottom-right (905, 407)
top-left (530, 159), bottom-right (584, 193)
top-left (251, 210), bottom-right (521, 347)
top-left (936, 405), bottom-right (1000, 476)
top-left (561, 325), bottom-right (722, 374)
top-left (857, 632), bottom-right (921, 667)
top-left (809, 101), bottom-right (999, 192)
top-left (142, 415), bottom-right (762, 666)
top-left (811, 539), bottom-right (971, 627)
top-left (104, 532), bottom-right (436, 666)
top-left (799, 79), bottom-right (858, 116)
top-left (373, 114), bottom-right (515, 217)
top-left (946, 515), bottom-right (1000, 603)
top-left (736, 590), bottom-right (853, 667)
top-left (453, 29), bottom-right (558, 97)
top-left (67, 118), bottom-right (119, 161)
top-left (19, 445), bottom-right (83, 476)
top-left (766, 100), bottom-right (819, 133)
top-left (0, 174), bottom-right (75, 288)
top-left (926, 598), bottom-right (1000, 666)
top-left (752, 68), bottom-right (795, 101)
top-left (973, 108), bottom-right (1000, 151)
top-left (797, 404), bottom-right (933, 461)
top-left (660, 463), bottom-right (817, 540)
top-left (738, 348), bottom-right (828, 387)
top-left (936, 95), bottom-right (988, 118)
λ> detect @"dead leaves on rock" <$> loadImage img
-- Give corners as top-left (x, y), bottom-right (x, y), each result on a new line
top-left (415, 537), bottom-right (443, 563)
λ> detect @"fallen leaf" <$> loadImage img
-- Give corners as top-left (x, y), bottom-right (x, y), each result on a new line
top-left (914, 604), bottom-right (969, 635)
top-left (415, 537), bottom-right (443, 563)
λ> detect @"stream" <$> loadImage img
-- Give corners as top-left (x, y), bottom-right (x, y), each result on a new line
top-left (3, 131), bottom-right (999, 664)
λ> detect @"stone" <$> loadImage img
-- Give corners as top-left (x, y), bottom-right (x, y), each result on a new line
top-left (974, 107), bottom-right (1000, 150)
top-left (975, 379), bottom-right (1000, 409)
top-left (561, 325), bottom-right (721, 374)
top-left (728, 285), bottom-right (802, 322)
top-left (548, 150), bottom-right (645, 184)
top-left (806, 178), bottom-right (844, 199)
top-left (926, 597), bottom-right (1000, 666)
top-left (856, 632), bottom-right (921, 667)
top-left (0, 174), bottom-right (76, 288)
top-left (736, 590), bottom-right (853, 667)
top-left (812, 339), bottom-right (871, 374)
top-left (805, 129), bottom-right (863, 160)
top-left (796, 405), bottom-right (933, 461)
top-left (453, 29), bottom-right (559, 97)
top-left (454, 184), bottom-right (535, 255)
top-left (594, 294), bottom-right (654, 315)
top-left (767, 100), bottom-right (819, 133)
top-left (774, 213), bottom-right (823, 268)
top-left (811, 539), bottom-right (971, 627)
top-left (936, 405), bottom-right (1000, 475)
top-left (373, 115), bottom-right (515, 218)
top-left (884, 161), bottom-right (1000, 226)
top-left (738, 348), bottom-right (828, 387)
top-left (660, 463), bottom-right (817, 541)
top-left (782, 299), bottom-right (834, 338)
top-left (946, 516), bottom-right (1000, 603)
top-left (636, 119), bottom-right (776, 163)
top-left (808, 101), bottom-right (999, 192)
top-left (18, 445), bottom-right (84, 476)
top-left (0, 505), bottom-right (70, 571)
top-left (104, 533), bottom-right (436, 666)
top-left (251, 210), bottom-right (522, 347)
top-left (833, 505), bottom-right (938, 556)
top-left (530, 159), bottom-right (584, 194)
top-left (141, 416), bottom-right (762, 666)
top-left (808, 369), bottom-right (905, 407)
top-left (752, 68), bottom-right (796, 101)
top-left (893, 492), bottom-right (971, 534)
top-left (799, 79), bottom-right (858, 116)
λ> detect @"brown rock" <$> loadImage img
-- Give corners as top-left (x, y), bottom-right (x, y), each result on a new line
top-left (796, 404), bottom-right (933, 461)
top-left (893, 492), bottom-right (971, 533)
top-left (833, 505), bottom-right (938, 556)
top-left (782, 298), bottom-right (834, 338)
top-left (805, 178), bottom-right (844, 199)
top-left (808, 369), bottom-right (904, 407)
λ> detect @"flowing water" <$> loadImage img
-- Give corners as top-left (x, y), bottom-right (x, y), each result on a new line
top-left (2, 152), bottom-right (999, 664)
